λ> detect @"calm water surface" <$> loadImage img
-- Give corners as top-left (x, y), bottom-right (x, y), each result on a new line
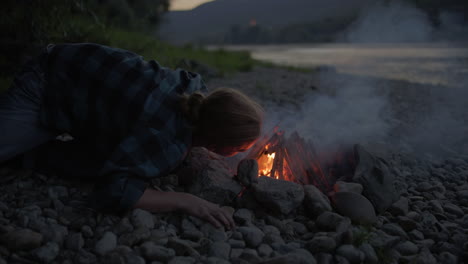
top-left (218, 43), bottom-right (468, 87)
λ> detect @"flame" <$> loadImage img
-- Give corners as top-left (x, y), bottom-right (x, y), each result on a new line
top-left (251, 129), bottom-right (356, 193)
top-left (257, 145), bottom-right (278, 179)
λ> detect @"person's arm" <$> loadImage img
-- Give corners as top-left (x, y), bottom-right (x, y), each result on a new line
top-left (86, 173), bottom-right (147, 213)
top-left (134, 188), bottom-right (235, 230)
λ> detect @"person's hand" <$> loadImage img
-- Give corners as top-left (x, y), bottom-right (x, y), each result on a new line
top-left (178, 193), bottom-right (235, 230)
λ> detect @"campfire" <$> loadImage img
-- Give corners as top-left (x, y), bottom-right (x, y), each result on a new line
top-left (245, 127), bottom-right (357, 193)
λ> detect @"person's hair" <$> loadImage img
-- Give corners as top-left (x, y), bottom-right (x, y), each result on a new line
top-left (180, 87), bottom-right (264, 148)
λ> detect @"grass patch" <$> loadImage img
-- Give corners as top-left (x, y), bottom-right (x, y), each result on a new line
top-left (352, 226), bottom-right (373, 246)
top-left (106, 28), bottom-right (256, 75)
top-left (256, 60), bottom-right (318, 73)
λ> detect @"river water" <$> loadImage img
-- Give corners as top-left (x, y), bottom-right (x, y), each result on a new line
top-left (218, 43), bottom-right (468, 88)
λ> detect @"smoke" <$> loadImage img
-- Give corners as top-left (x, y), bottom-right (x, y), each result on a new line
top-left (342, 1), bottom-right (433, 43)
top-left (262, 68), bottom-right (468, 159)
top-left (262, 73), bottom-right (393, 154)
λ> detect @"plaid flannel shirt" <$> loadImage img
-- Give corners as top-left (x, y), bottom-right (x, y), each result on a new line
top-left (40, 43), bottom-right (207, 213)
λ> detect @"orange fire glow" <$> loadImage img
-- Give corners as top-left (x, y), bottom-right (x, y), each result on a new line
top-left (248, 128), bottom-right (357, 194)
top-left (257, 145), bottom-right (277, 178)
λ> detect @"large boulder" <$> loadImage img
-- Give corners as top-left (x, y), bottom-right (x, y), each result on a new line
top-left (254, 176), bottom-right (305, 215)
top-left (303, 185), bottom-right (332, 218)
top-left (331, 191), bottom-right (377, 225)
top-left (181, 148), bottom-right (243, 205)
top-left (352, 145), bottom-right (399, 213)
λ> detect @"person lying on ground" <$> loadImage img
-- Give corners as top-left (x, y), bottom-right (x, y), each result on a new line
top-left (0, 43), bottom-right (264, 230)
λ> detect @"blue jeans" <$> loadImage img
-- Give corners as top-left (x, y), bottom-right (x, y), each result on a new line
top-left (0, 58), bottom-right (58, 163)
top-left (0, 58), bottom-right (102, 178)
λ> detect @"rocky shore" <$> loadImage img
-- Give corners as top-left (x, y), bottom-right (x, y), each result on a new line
top-left (0, 66), bottom-right (467, 263)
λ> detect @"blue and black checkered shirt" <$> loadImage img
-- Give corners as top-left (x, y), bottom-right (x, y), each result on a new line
top-left (41, 43), bottom-right (207, 213)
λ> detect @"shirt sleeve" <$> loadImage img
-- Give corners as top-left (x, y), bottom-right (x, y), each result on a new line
top-left (86, 172), bottom-right (147, 214)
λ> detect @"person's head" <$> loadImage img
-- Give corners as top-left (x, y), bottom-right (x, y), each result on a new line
top-left (181, 87), bottom-right (264, 156)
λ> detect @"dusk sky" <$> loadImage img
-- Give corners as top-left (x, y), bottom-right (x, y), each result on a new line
top-left (170, 0), bottom-right (215, 11)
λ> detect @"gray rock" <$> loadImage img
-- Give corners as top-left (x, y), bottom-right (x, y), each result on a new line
top-left (254, 176), bottom-right (305, 215)
top-left (181, 230), bottom-right (204, 241)
top-left (237, 159), bottom-right (259, 188)
top-left (95, 231), bottom-right (117, 256)
top-left (81, 225), bottom-right (94, 238)
top-left (331, 191), bottom-right (377, 225)
top-left (316, 253), bottom-right (334, 264)
top-left (230, 248), bottom-right (244, 259)
top-left (358, 243), bottom-right (378, 264)
top-left (168, 256), bottom-right (197, 264)
top-left (65, 232), bottom-right (84, 250)
top-left (263, 233), bottom-right (285, 245)
top-left (114, 218), bottom-right (134, 235)
top-left (443, 203), bottom-right (464, 216)
top-left (118, 227), bottom-right (151, 247)
top-left (209, 241), bottom-right (231, 259)
top-left (48, 186), bottom-right (69, 199)
top-left (262, 225), bottom-right (281, 235)
top-left (32, 242), bottom-right (60, 263)
top-left (388, 197), bottom-right (409, 216)
top-left (228, 239), bottom-right (246, 248)
top-left (131, 209), bottom-right (155, 229)
top-left (352, 145), bottom-right (399, 213)
top-left (287, 221), bottom-right (308, 236)
top-left (305, 236), bottom-right (336, 253)
top-left (316, 212), bottom-right (344, 231)
top-left (140, 241), bottom-right (175, 262)
top-left (336, 245), bottom-right (364, 264)
top-left (333, 181), bottom-right (363, 194)
top-left (303, 185), bottom-right (332, 218)
top-left (167, 237), bottom-right (200, 257)
top-left (74, 249), bottom-right (97, 264)
top-left (258, 243), bottom-right (273, 257)
top-left (41, 222), bottom-right (68, 245)
top-left (186, 154), bottom-right (242, 205)
top-left (206, 257), bottom-right (231, 264)
top-left (123, 254), bottom-right (145, 264)
top-left (428, 200), bottom-right (444, 214)
top-left (239, 248), bottom-right (261, 263)
top-left (438, 251), bottom-right (458, 264)
top-left (0, 228), bottom-right (43, 250)
top-left (334, 255), bottom-right (351, 264)
top-left (381, 223), bottom-right (408, 239)
top-left (368, 230), bottom-right (400, 248)
top-left (238, 226), bottom-right (265, 248)
top-left (457, 190), bottom-right (468, 199)
top-left (200, 223), bottom-right (228, 242)
top-left (233, 209), bottom-right (254, 225)
top-left (395, 241), bottom-right (419, 256)
top-left (397, 216), bottom-right (418, 231)
top-left (261, 249), bottom-right (317, 264)
top-left (413, 247), bottom-right (437, 264)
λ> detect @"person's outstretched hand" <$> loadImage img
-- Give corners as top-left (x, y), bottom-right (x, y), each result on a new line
top-left (134, 189), bottom-right (235, 230)
top-left (179, 193), bottom-right (235, 230)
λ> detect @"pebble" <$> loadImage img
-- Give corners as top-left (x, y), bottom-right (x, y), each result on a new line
top-left (131, 209), bottom-right (155, 229)
top-left (237, 226), bottom-right (264, 248)
top-left (140, 241), bottom-right (175, 262)
top-left (209, 241), bottom-right (231, 259)
top-left (305, 236), bottom-right (336, 253)
top-left (0, 228), bottom-right (43, 250)
top-left (95, 231), bottom-right (117, 256)
top-left (335, 244), bottom-right (364, 264)
top-left (32, 242), bottom-right (60, 263)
